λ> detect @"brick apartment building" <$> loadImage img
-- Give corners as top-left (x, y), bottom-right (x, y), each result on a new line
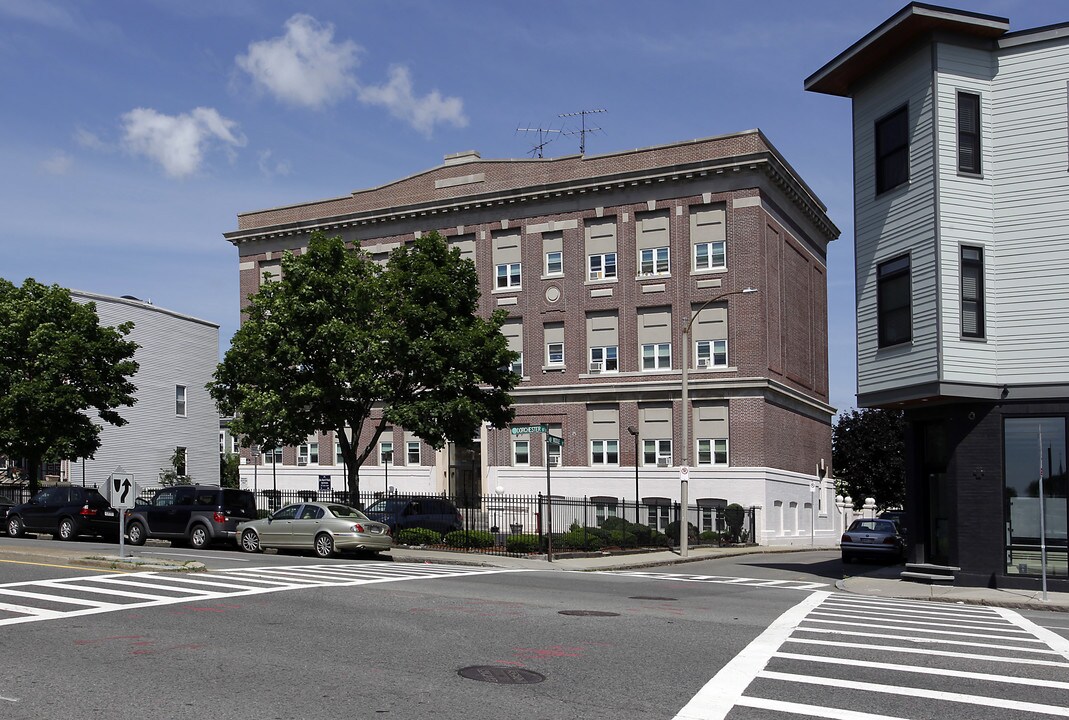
top-left (224, 130), bottom-right (841, 545)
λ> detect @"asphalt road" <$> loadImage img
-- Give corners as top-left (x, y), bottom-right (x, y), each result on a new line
top-left (2, 542), bottom-right (1068, 719)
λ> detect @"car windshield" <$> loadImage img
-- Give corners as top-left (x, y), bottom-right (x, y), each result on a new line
top-left (328, 505), bottom-right (368, 520)
top-left (365, 498), bottom-right (408, 513)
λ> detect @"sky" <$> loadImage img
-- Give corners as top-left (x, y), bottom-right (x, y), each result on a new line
top-left (2, 0), bottom-right (1064, 417)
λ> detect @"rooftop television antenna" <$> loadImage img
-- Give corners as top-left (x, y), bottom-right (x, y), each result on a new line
top-left (516, 125), bottom-right (561, 158)
top-left (560, 108), bottom-right (606, 154)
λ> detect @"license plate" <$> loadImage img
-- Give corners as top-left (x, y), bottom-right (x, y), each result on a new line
top-left (861, 537), bottom-right (875, 543)
top-left (103, 510), bottom-right (116, 518)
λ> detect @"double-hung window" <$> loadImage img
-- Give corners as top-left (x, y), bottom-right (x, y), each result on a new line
top-left (513, 440), bottom-right (530, 466)
top-left (696, 339), bottom-right (727, 368)
top-left (407, 440), bottom-right (421, 465)
top-left (589, 346), bottom-right (618, 373)
top-left (545, 251), bottom-right (563, 276)
top-left (957, 92), bottom-right (981, 174)
top-left (875, 105), bottom-right (909, 194)
top-left (877, 254), bottom-right (911, 347)
top-left (640, 247), bottom-right (669, 276)
top-left (175, 385), bottom-right (187, 417)
top-left (496, 262), bottom-right (521, 289)
top-left (694, 240), bottom-right (726, 271)
top-left (642, 342), bottom-right (671, 370)
top-left (379, 441), bottom-right (393, 464)
top-left (961, 246), bottom-right (985, 338)
top-left (697, 438), bottom-right (728, 465)
top-left (547, 343), bottom-right (564, 366)
top-left (588, 252), bottom-right (617, 281)
top-left (591, 440), bottom-right (618, 465)
top-left (643, 439), bottom-right (672, 466)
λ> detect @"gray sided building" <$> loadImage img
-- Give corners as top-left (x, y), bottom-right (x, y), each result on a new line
top-left (807, 3), bottom-right (1069, 589)
top-left (67, 291), bottom-right (220, 491)
top-left (225, 131), bottom-right (841, 545)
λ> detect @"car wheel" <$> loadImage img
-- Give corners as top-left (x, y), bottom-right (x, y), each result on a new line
top-left (127, 522), bottom-right (147, 546)
top-left (7, 515), bottom-right (24, 538)
top-left (314, 533), bottom-right (335, 558)
top-left (240, 529), bottom-right (262, 553)
top-left (57, 517), bottom-right (76, 541)
top-left (189, 525), bottom-right (210, 549)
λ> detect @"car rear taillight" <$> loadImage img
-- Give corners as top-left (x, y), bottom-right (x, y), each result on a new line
top-left (351, 523), bottom-right (365, 533)
top-left (455, 511), bottom-right (463, 523)
top-left (213, 511), bottom-right (226, 523)
top-left (79, 504), bottom-right (97, 517)
top-left (841, 534), bottom-right (852, 543)
top-left (883, 536), bottom-right (899, 545)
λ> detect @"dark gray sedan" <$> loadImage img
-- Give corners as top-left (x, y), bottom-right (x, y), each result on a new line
top-left (237, 502), bottom-right (393, 558)
top-left (841, 518), bottom-right (906, 564)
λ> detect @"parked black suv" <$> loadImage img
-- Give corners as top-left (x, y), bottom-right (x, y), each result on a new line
top-left (6, 485), bottom-right (120, 540)
top-left (363, 496), bottom-right (463, 535)
top-left (125, 485), bottom-right (257, 548)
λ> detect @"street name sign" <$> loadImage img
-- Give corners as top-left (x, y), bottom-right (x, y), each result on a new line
top-left (545, 434), bottom-right (564, 447)
top-left (511, 424), bottom-right (548, 435)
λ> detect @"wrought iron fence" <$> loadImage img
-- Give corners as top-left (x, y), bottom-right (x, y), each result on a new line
top-left (246, 488), bottom-right (757, 558)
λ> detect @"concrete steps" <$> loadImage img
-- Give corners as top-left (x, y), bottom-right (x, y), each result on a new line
top-left (901, 563), bottom-right (960, 584)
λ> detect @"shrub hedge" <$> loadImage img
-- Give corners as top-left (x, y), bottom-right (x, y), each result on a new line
top-left (395, 527), bottom-right (442, 546)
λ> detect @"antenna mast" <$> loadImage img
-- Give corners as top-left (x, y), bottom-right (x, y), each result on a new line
top-left (559, 108), bottom-right (606, 154)
top-left (516, 126), bottom-right (561, 158)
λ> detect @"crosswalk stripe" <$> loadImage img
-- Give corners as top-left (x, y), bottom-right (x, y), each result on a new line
top-left (796, 626), bottom-right (1066, 654)
top-left (734, 696), bottom-right (909, 720)
top-left (783, 637), bottom-right (1069, 668)
top-left (800, 616), bottom-right (1046, 642)
top-left (773, 651), bottom-right (1069, 689)
top-left (807, 609), bottom-right (1031, 633)
top-left (758, 670), bottom-right (1069, 717)
top-left (0, 563), bottom-right (528, 626)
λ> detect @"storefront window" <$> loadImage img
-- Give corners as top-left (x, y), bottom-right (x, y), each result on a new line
top-left (1004, 417), bottom-right (1068, 577)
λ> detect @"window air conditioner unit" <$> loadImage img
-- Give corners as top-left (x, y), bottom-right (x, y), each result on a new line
top-left (548, 457), bottom-right (559, 467)
top-left (657, 457), bottom-right (671, 468)
top-left (589, 361), bottom-right (603, 373)
top-left (297, 459), bottom-right (308, 466)
top-left (590, 271), bottom-right (603, 281)
top-left (697, 358), bottom-right (710, 368)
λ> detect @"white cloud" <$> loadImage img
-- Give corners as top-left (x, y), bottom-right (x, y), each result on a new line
top-left (257, 149), bottom-right (291, 178)
top-left (357, 65), bottom-right (468, 137)
top-left (74, 127), bottom-right (106, 151)
top-left (121, 107), bottom-right (246, 178)
top-left (236, 14), bottom-right (360, 109)
top-left (40, 149), bottom-right (73, 175)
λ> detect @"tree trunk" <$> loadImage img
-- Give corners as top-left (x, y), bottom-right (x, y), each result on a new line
top-left (27, 454), bottom-right (41, 496)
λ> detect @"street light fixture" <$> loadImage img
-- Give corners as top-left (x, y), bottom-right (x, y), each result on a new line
top-left (627, 426), bottom-right (639, 524)
top-left (383, 449), bottom-right (393, 497)
top-left (680, 286), bottom-right (758, 557)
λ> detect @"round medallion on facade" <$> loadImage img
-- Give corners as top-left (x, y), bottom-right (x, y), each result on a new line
top-left (545, 285), bottom-right (561, 304)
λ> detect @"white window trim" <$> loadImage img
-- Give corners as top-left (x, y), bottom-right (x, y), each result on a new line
top-left (407, 440), bottom-right (420, 465)
top-left (513, 439), bottom-right (530, 466)
top-left (175, 385), bottom-right (187, 417)
top-left (641, 342), bottom-right (672, 371)
top-left (643, 439), bottom-right (673, 466)
top-left (590, 439), bottom-right (619, 465)
top-left (639, 247), bottom-right (670, 276)
top-left (495, 262), bottom-right (522, 289)
top-left (697, 438), bottom-right (729, 466)
top-left (589, 346), bottom-right (619, 373)
top-left (546, 342), bottom-right (564, 367)
top-left (695, 339), bottom-right (728, 368)
top-left (544, 251), bottom-right (563, 277)
top-left (588, 252), bottom-right (618, 282)
top-left (693, 240), bottom-right (727, 272)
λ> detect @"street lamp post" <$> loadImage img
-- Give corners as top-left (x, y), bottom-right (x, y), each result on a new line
top-left (680, 286), bottom-right (758, 557)
top-left (627, 426), bottom-right (640, 525)
top-left (383, 449), bottom-right (393, 497)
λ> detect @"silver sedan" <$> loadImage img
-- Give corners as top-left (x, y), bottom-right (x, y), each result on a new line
top-left (237, 502), bottom-right (393, 558)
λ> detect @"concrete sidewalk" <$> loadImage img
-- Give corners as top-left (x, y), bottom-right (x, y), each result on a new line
top-left (2, 540), bottom-right (1066, 612)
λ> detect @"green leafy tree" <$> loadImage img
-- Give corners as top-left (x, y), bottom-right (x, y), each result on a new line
top-left (209, 231), bottom-right (517, 502)
top-left (220, 452), bottom-right (240, 489)
top-left (832, 408), bottom-right (906, 509)
top-left (0, 278), bottom-right (139, 494)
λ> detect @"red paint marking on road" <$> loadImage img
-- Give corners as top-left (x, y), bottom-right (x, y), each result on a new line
top-left (73, 635), bottom-right (144, 646)
top-left (131, 643), bottom-right (205, 656)
top-left (511, 645), bottom-right (585, 659)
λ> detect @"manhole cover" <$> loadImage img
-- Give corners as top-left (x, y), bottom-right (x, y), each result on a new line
top-left (458, 666), bottom-right (545, 684)
top-left (629, 596), bottom-right (678, 601)
top-left (558, 610), bottom-right (620, 617)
